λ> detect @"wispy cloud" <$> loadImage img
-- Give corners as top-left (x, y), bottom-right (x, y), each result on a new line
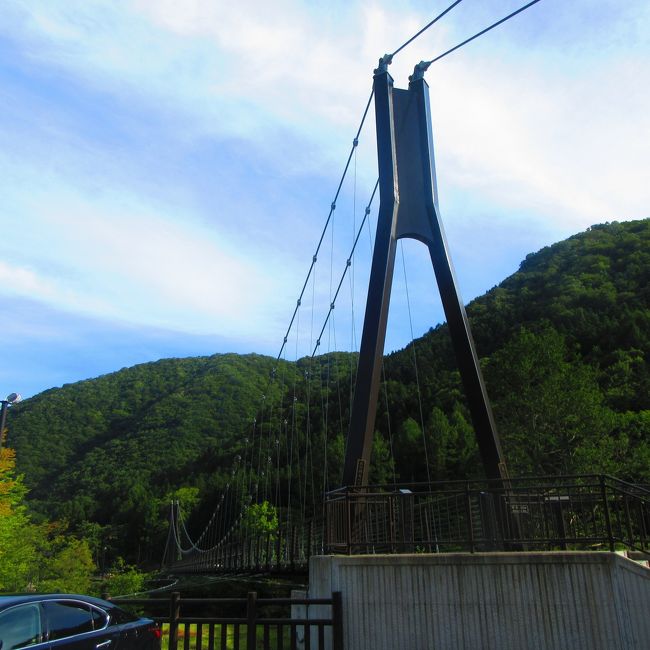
top-left (3, 176), bottom-right (283, 336)
top-left (432, 54), bottom-right (650, 229)
top-left (4, 0), bottom-right (647, 225)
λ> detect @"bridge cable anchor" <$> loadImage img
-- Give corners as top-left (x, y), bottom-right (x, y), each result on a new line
top-left (409, 60), bottom-right (432, 83)
top-left (374, 53), bottom-right (393, 75)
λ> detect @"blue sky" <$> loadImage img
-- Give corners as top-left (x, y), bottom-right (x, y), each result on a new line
top-left (1, 0), bottom-right (649, 399)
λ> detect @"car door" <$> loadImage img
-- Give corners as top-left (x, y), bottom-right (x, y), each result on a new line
top-left (44, 601), bottom-right (119, 650)
top-left (0, 603), bottom-right (47, 650)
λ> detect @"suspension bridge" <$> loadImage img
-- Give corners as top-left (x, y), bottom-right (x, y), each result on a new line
top-left (160, 0), bottom-right (650, 577)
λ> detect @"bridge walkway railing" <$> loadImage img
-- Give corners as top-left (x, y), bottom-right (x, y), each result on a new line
top-left (166, 518), bottom-right (325, 575)
top-left (325, 474), bottom-right (650, 556)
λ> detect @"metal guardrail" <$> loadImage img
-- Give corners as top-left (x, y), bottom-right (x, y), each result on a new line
top-left (325, 474), bottom-right (650, 555)
top-left (112, 591), bottom-right (342, 650)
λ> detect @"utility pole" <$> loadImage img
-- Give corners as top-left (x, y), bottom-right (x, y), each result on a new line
top-left (0, 392), bottom-right (21, 450)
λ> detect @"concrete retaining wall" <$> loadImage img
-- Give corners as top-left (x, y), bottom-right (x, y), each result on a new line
top-left (308, 552), bottom-right (650, 650)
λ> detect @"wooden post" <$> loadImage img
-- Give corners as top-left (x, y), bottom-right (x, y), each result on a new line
top-left (246, 592), bottom-right (257, 650)
top-left (168, 592), bottom-right (180, 650)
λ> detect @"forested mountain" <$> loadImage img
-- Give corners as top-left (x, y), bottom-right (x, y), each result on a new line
top-left (382, 218), bottom-right (649, 480)
top-left (6, 218), bottom-right (650, 565)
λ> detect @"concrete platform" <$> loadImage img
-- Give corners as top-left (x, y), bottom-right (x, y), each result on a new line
top-left (308, 552), bottom-right (650, 650)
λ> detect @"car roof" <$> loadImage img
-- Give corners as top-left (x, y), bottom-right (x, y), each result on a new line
top-left (0, 594), bottom-right (114, 611)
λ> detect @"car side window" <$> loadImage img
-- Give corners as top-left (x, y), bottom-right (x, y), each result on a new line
top-left (45, 602), bottom-right (93, 641)
top-left (0, 604), bottom-right (44, 650)
top-left (90, 607), bottom-right (108, 631)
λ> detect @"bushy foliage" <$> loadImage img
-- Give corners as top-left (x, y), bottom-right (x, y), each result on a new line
top-left (0, 448), bottom-right (96, 592)
top-left (0, 447), bottom-right (37, 590)
top-left (37, 538), bottom-right (95, 594)
top-left (243, 501), bottom-right (278, 536)
top-left (102, 559), bottom-right (148, 598)
top-left (485, 326), bottom-right (615, 476)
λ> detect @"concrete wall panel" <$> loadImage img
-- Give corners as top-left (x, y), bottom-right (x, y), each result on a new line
top-left (309, 552), bottom-right (650, 650)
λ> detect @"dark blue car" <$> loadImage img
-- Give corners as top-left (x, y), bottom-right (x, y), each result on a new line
top-left (0, 595), bottom-right (160, 650)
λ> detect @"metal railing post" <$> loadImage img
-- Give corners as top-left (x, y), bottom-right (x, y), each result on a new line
top-left (600, 475), bottom-right (615, 552)
top-left (623, 494), bottom-right (634, 548)
top-left (465, 482), bottom-right (475, 553)
top-left (168, 592), bottom-right (180, 650)
top-left (346, 493), bottom-right (352, 555)
top-left (640, 500), bottom-right (648, 551)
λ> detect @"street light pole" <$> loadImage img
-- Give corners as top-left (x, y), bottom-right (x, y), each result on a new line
top-left (0, 392), bottom-right (21, 450)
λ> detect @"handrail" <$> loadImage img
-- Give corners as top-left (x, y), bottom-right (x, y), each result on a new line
top-left (325, 474), bottom-right (650, 557)
top-left (604, 475), bottom-right (650, 496)
top-left (329, 473), bottom-right (644, 494)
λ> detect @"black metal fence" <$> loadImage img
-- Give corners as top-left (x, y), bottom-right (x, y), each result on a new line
top-left (112, 591), bottom-right (342, 650)
top-left (325, 474), bottom-right (650, 555)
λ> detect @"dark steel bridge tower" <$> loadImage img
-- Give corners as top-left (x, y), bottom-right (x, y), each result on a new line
top-left (342, 59), bottom-right (508, 487)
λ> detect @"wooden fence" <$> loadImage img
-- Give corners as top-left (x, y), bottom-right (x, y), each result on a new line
top-left (111, 591), bottom-right (343, 650)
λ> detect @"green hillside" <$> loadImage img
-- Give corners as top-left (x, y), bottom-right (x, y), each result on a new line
top-left (382, 218), bottom-right (650, 479)
top-left (6, 218), bottom-right (650, 564)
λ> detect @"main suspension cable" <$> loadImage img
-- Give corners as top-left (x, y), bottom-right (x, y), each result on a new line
top-left (390, 0), bottom-right (465, 58)
top-left (310, 180), bottom-right (379, 358)
top-left (421, 0), bottom-right (543, 68)
top-left (275, 90), bottom-right (374, 363)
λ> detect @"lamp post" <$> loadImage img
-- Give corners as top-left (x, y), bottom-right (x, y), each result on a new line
top-left (0, 392), bottom-right (21, 450)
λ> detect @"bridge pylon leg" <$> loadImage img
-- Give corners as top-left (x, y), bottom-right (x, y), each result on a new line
top-left (342, 59), bottom-right (508, 489)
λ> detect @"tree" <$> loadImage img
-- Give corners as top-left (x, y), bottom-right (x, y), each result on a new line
top-left (0, 447), bottom-right (39, 590)
top-left (427, 406), bottom-right (479, 480)
top-left (243, 501), bottom-right (278, 537)
top-left (394, 418), bottom-right (427, 482)
top-left (485, 326), bottom-right (614, 476)
top-left (37, 537), bottom-right (95, 594)
top-left (103, 559), bottom-right (148, 598)
top-left (369, 432), bottom-right (394, 484)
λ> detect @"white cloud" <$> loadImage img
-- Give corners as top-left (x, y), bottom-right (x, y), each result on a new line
top-left (0, 261), bottom-right (62, 301)
top-left (4, 1), bottom-right (645, 217)
top-left (431, 52), bottom-right (650, 229)
top-left (1, 172), bottom-right (284, 338)
top-left (0, 1), bottom-right (438, 170)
